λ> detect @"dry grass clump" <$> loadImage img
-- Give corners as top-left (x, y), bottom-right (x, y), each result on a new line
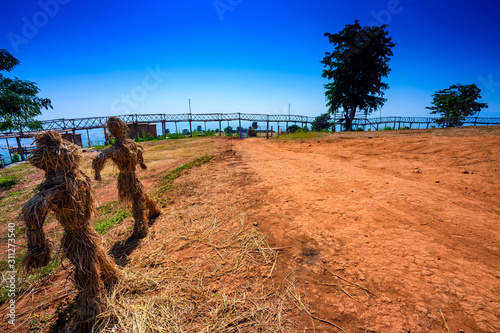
top-left (21, 130), bottom-right (121, 332)
top-left (97, 184), bottom-right (304, 332)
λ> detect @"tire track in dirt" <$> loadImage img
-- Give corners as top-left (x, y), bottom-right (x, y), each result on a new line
top-left (233, 134), bottom-right (500, 332)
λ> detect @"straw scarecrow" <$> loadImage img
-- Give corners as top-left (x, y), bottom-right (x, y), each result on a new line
top-left (93, 116), bottom-right (160, 238)
top-left (22, 131), bottom-right (121, 332)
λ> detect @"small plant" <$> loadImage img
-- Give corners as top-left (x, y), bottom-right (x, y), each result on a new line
top-left (383, 126), bottom-right (392, 131)
top-left (94, 201), bottom-right (131, 234)
top-left (11, 153), bottom-right (21, 163)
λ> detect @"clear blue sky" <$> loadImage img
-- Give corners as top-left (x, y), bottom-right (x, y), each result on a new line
top-left (1, 0), bottom-right (499, 121)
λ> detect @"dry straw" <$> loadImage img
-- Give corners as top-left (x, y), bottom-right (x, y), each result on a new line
top-left (93, 116), bottom-right (160, 238)
top-left (22, 130), bottom-right (121, 332)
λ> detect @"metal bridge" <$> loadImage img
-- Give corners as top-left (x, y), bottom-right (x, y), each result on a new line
top-left (1, 113), bottom-right (499, 139)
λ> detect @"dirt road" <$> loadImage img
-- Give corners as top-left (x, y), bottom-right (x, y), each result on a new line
top-left (231, 128), bottom-right (500, 332)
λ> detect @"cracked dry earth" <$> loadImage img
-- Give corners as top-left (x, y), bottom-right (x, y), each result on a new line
top-left (223, 128), bottom-right (499, 332)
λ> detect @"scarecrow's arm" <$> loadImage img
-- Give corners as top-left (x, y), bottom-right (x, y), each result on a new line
top-left (22, 194), bottom-right (51, 271)
top-left (137, 145), bottom-right (147, 169)
top-left (92, 148), bottom-right (110, 181)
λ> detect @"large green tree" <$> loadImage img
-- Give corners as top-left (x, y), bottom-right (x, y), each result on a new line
top-left (321, 21), bottom-right (395, 131)
top-left (426, 83), bottom-right (488, 126)
top-left (0, 49), bottom-right (52, 133)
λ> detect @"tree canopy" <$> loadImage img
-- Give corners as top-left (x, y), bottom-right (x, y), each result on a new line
top-left (0, 49), bottom-right (52, 132)
top-left (426, 83), bottom-right (488, 126)
top-left (321, 21), bottom-right (395, 131)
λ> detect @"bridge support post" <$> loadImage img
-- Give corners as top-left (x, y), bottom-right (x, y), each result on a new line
top-left (219, 120), bottom-right (221, 136)
top-left (162, 121), bottom-right (166, 136)
top-left (86, 129), bottom-right (91, 147)
top-left (103, 127), bottom-right (108, 145)
top-left (266, 121), bottom-right (269, 139)
top-left (16, 137), bottom-right (25, 161)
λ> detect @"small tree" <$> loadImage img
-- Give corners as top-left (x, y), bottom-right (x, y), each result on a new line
top-left (251, 121), bottom-right (258, 129)
top-left (287, 124), bottom-right (300, 133)
top-left (321, 21), bottom-right (395, 131)
top-left (195, 125), bottom-right (203, 132)
top-left (247, 126), bottom-right (257, 137)
top-left (426, 83), bottom-right (488, 126)
top-left (311, 112), bottom-right (332, 131)
top-left (0, 49), bottom-right (52, 132)
top-left (182, 129), bottom-right (190, 136)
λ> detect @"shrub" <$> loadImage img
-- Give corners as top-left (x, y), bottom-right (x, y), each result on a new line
top-left (12, 153), bottom-right (21, 163)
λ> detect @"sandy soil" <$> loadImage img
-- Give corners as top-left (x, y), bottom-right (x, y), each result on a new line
top-left (2, 127), bottom-right (499, 332)
top-left (228, 128), bottom-right (500, 332)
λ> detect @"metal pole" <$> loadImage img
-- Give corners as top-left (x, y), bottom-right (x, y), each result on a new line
top-left (238, 113), bottom-right (241, 138)
top-left (219, 120), bottom-right (221, 136)
top-left (103, 127), bottom-right (108, 145)
top-left (5, 138), bottom-right (12, 160)
top-left (266, 121), bottom-right (269, 139)
top-left (86, 129), bottom-right (91, 147)
top-left (188, 99), bottom-right (192, 138)
top-left (286, 103), bottom-right (290, 132)
top-left (16, 136), bottom-right (25, 161)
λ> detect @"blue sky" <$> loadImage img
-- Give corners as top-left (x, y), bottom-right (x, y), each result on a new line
top-left (1, 0), bottom-right (499, 121)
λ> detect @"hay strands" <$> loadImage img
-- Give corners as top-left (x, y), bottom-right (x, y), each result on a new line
top-left (325, 270), bottom-right (378, 297)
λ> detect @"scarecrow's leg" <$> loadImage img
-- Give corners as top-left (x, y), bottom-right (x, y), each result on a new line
top-left (22, 195), bottom-right (51, 271)
top-left (144, 194), bottom-right (161, 219)
top-left (90, 229), bottom-right (121, 287)
top-left (63, 230), bottom-right (105, 332)
top-left (132, 196), bottom-right (148, 238)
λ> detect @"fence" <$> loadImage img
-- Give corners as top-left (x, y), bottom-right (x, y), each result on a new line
top-left (1, 113), bottom-right (499, 163)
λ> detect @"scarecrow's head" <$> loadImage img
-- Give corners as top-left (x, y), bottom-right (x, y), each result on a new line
top-left (107, 116), bottom-right (129, 139)
top-left (28, 131), bottom-right (82, 171)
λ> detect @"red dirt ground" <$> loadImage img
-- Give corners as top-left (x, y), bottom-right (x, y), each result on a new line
top-left (2, 127), bottom-right (499, 332)
top-left (229, 127), bottom-right (500, 332)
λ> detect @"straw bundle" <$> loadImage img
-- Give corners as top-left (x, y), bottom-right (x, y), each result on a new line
top-left (93, 117), bottom-right (160, 238)
top-left (22, 130), bottom-right (121, 332)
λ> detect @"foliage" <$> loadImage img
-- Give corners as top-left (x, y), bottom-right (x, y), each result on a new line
top-left (182, 129), bottom-right (190, 136)
top-left (251, 121), bottom-right (258, 129)
top-left (426, 83), bottom-right (488, 126)
top-left (321, 21), bottom-right (395, 131)
top-left (287, 124), bottom-right (301, 133)
top-left (224, 126), bottom-right (235, 134)
top-left (11, 152), bottom-right (21, 162)
top-left (0, 49), bottom-right (52, 132)
top-left (247, 126), bottom-right (257, 137)
top-left (311, 113), bottom-right (332, 131)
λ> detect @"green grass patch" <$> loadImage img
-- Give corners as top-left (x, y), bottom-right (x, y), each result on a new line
top-left (0, 174), bottom-right (19, 189)
top-left (157, 154), bottom-right (214, 194)
top-left (94, 201), bottom-right (130, 234)
top-left (0, 163), bottom-right (29, 190)
top-left (274, 131), bottom-right (330, 140)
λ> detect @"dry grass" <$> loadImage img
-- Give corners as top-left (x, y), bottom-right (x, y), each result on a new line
top-left (94, 150), bottom-right (307, 332)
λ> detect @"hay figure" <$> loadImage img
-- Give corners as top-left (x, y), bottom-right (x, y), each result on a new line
top-left (22, 130), bottom-right (121, 332)
top-left (92, 116), bottom-right (160, 238)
